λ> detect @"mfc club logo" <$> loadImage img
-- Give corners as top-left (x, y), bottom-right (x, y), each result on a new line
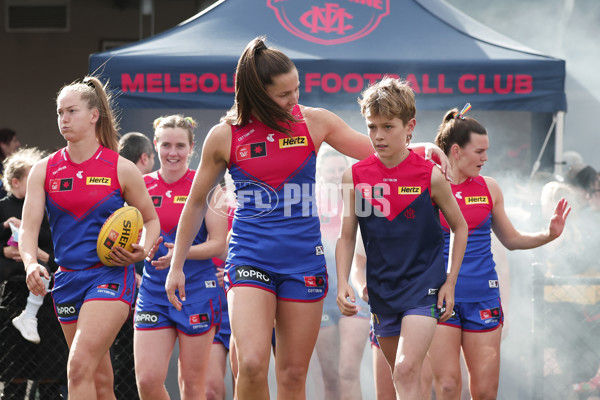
top-left (267, 0), bottom-right (390, 45)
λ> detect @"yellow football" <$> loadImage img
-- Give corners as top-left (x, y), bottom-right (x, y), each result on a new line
top-left (97, 206), bottom-right (143, 266)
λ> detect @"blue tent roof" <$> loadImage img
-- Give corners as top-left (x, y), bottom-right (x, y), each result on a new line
top-left (89, 0), bottom-right (566, 112)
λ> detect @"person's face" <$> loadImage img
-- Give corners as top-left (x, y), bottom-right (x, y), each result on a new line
top-left (320, 155), bottom-right (347, 185)
top-left (366, 114), bottom-right (415, 159)
top-left (56, 90), bottom-right (98, 141)
top-left (155, 127), bottom-right (192, 175)
top-left (11, 168), bottom-right (30, 199)
top-left (265, 68), bottom-right (300, 113)
top-left (1, 136), bottom-right (20, 157)
top-left (454, 132), bottom-right (489, 178)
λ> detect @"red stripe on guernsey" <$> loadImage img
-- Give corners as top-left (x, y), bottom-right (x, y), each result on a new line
top-left (439, 176), bottom-right (493, 235)
top-left (228, 105), bottom-right (316, 190)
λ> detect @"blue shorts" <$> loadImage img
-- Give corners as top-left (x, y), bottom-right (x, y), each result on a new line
top-left (371, 304), bottom-right (439, 338)
top-left (224, 264), bottom-right (328, 302)
top-left (213, 290), bottom-right (231, 349)
top-left (440, 298), bottom-right (503, 332)
top-left (52, 264), bottom-right (136, 324)
top-left (134, 295), bottom-right (221, 336)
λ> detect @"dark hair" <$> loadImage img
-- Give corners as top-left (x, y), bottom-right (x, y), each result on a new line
top-left (57, 76), bottom-right (120, 151)
top-left (567, 164), bottom-right (598, 194)
top-left (435, 108), bottom-right (487, 155)
top-left (222, 36), bottom-right (298, 135)
top-left (118, 132), bottom-right (153, 164)
top-left (0, 128), bottom-right (17, 161)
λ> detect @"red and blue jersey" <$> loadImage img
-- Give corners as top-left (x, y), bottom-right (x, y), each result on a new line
top-left (45, 146), bottom-right (125, 270)
top-left (139, 169), bottom-right (218, 306)
top-left (353, 151), bottom-right (446, 314)
top-left (226, 105), bottom-right (325, 274)
top-left (440, 175), bottom-right (497, 302)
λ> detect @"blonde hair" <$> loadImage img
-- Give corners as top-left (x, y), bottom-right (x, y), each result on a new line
top-left (57, 76), bottom-right (120, 151)
top-left (2, 147), bottom-right (46, 195)
top-left (153, 114), bottom-right (196, 145)
top-left (358, 77), bottom-right (416, 124)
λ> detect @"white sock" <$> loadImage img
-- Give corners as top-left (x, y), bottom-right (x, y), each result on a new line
top-left (24, 276), bottom-right (50, 319)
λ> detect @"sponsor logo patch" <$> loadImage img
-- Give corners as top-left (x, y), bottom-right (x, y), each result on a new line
top-left (428, 288), bottom-right (438, 295)
top-left (489, 280), bottom-right (499, 288)
top-left (50, 178), bottom-right (73, 192)
top-left (465, 196), bottom-right (489, 205)
top-left (86, 177), bottom-right (111, 185)
top-left (315, 245), bottom-right (324, 255)
top-left (97, 283), bottom-right (120, 292)
top-left (304, 276), bottom-right (326, 287)
top-left (56, 303), bottom-right (77, 317)
top-left (236, 265), bottom-right (271, 285)
top-left (136, 311), bottom-right (159, 324)
top-left (279, 136), bottom-right (307, 148)
top-left (103, 229), bottom-right (119, 249)
top-left (174, 195), bottom-right (187, 203)
top-left (479, 307), bottom-right (500, 320)
top-left (205, 280), bottom-right (217, 288)
top-left (398, 186), bottom-right (421, 194)
top-left (189, 313), bottom-right (209, 325)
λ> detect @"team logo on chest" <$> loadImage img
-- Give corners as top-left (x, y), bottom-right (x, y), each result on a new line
top-left (236, 142), bottom-right (267, 161)
top-left (50, 178), bottom-right (73, 192)
top-left (152, 196), bottom-right (163, 207)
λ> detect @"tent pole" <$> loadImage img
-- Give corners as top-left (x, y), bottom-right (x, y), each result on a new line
top-left (554, 111), bottom-right (565, 178)
top-left (530, 113), bottom-right (557, 179)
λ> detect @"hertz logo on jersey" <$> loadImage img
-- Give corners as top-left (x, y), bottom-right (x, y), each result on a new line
top-left (279, 136), bottom-right (307, 148)
top-left (465, 196), bottom-right (489, 205)
top-left (173, 195), bottom-right (187, 204)
top-left (398, 186), bottom-right (421, 194)
top-left (86, 177), bottom-right (111, 185)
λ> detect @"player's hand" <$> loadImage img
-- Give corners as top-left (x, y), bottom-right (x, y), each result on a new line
top-left (165, 269), bottom-right (186, 311)
top-left (26, 263), bottom-right (50, 296)
top-left (337, 282), bottom-right (359, 316)
top-left (110, 243), bottom-right (145, 265)
top-left (4, 246), bottom-right (21, 261)
top-left (548, 198), bottom-right (571, 240)
top-left (425, 146), bottom-right (453, 182)
top-left (135, 272), bottom-right (143, 288)
top-left (216, 267), bottom-right (225, 288)
top-left (152, 242), bottom-right (174, 270)
top-left (359, 284), bottom-right (369, 303)
top-left (145, 236), bottom-right (164, 261)
top-left (3, 216), bottom-right (21, 229)
top-left (437, 281), bottom-right (455, 322)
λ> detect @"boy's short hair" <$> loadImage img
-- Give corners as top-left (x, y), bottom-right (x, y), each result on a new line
top-left (118, 132), bottom-right (153, 164)
top-left (2, 147), bottom-right (46, 195)
top-left (358, 77), bottom-right (416, 124)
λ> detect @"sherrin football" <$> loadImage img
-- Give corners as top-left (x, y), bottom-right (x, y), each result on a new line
top-left (97, 206), bottom-right (143, 266)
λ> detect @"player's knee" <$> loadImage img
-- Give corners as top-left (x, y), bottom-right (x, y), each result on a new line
top-left (238, 356), bottom-right (269, 383)
top-left (470, 382), bottom-right (498, 400)
top-left (436, 374), bottom-right (461, 397)
top-left (339, 362), bottom-right (360, 383)
top-left (392, 359), bottom-right (420, 386)
top-left (205, 382), bottom-right (224, 400)
top-left (277, 363), bottom-right (308, 389)
top-left (66, 356), bottom-right (94, 387)
top-left (94, 370), bottom-right (114, 398)
top-left (136, 369), bottom-right (166, 395)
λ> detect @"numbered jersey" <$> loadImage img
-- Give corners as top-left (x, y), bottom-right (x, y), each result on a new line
top-left (352, 151), bottom-right (446, 314)
top-left (440, 175), bottom-right (498, 301)
top-left (45, 146), bottom-right (125, 270)
top-left (139, 169), bottom-right (218, 305)
top-left (226, 105), bottom-right (325, 273)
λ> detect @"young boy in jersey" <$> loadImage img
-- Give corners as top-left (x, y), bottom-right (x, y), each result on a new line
top-left (336, 77), bottom-right (468, 399)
